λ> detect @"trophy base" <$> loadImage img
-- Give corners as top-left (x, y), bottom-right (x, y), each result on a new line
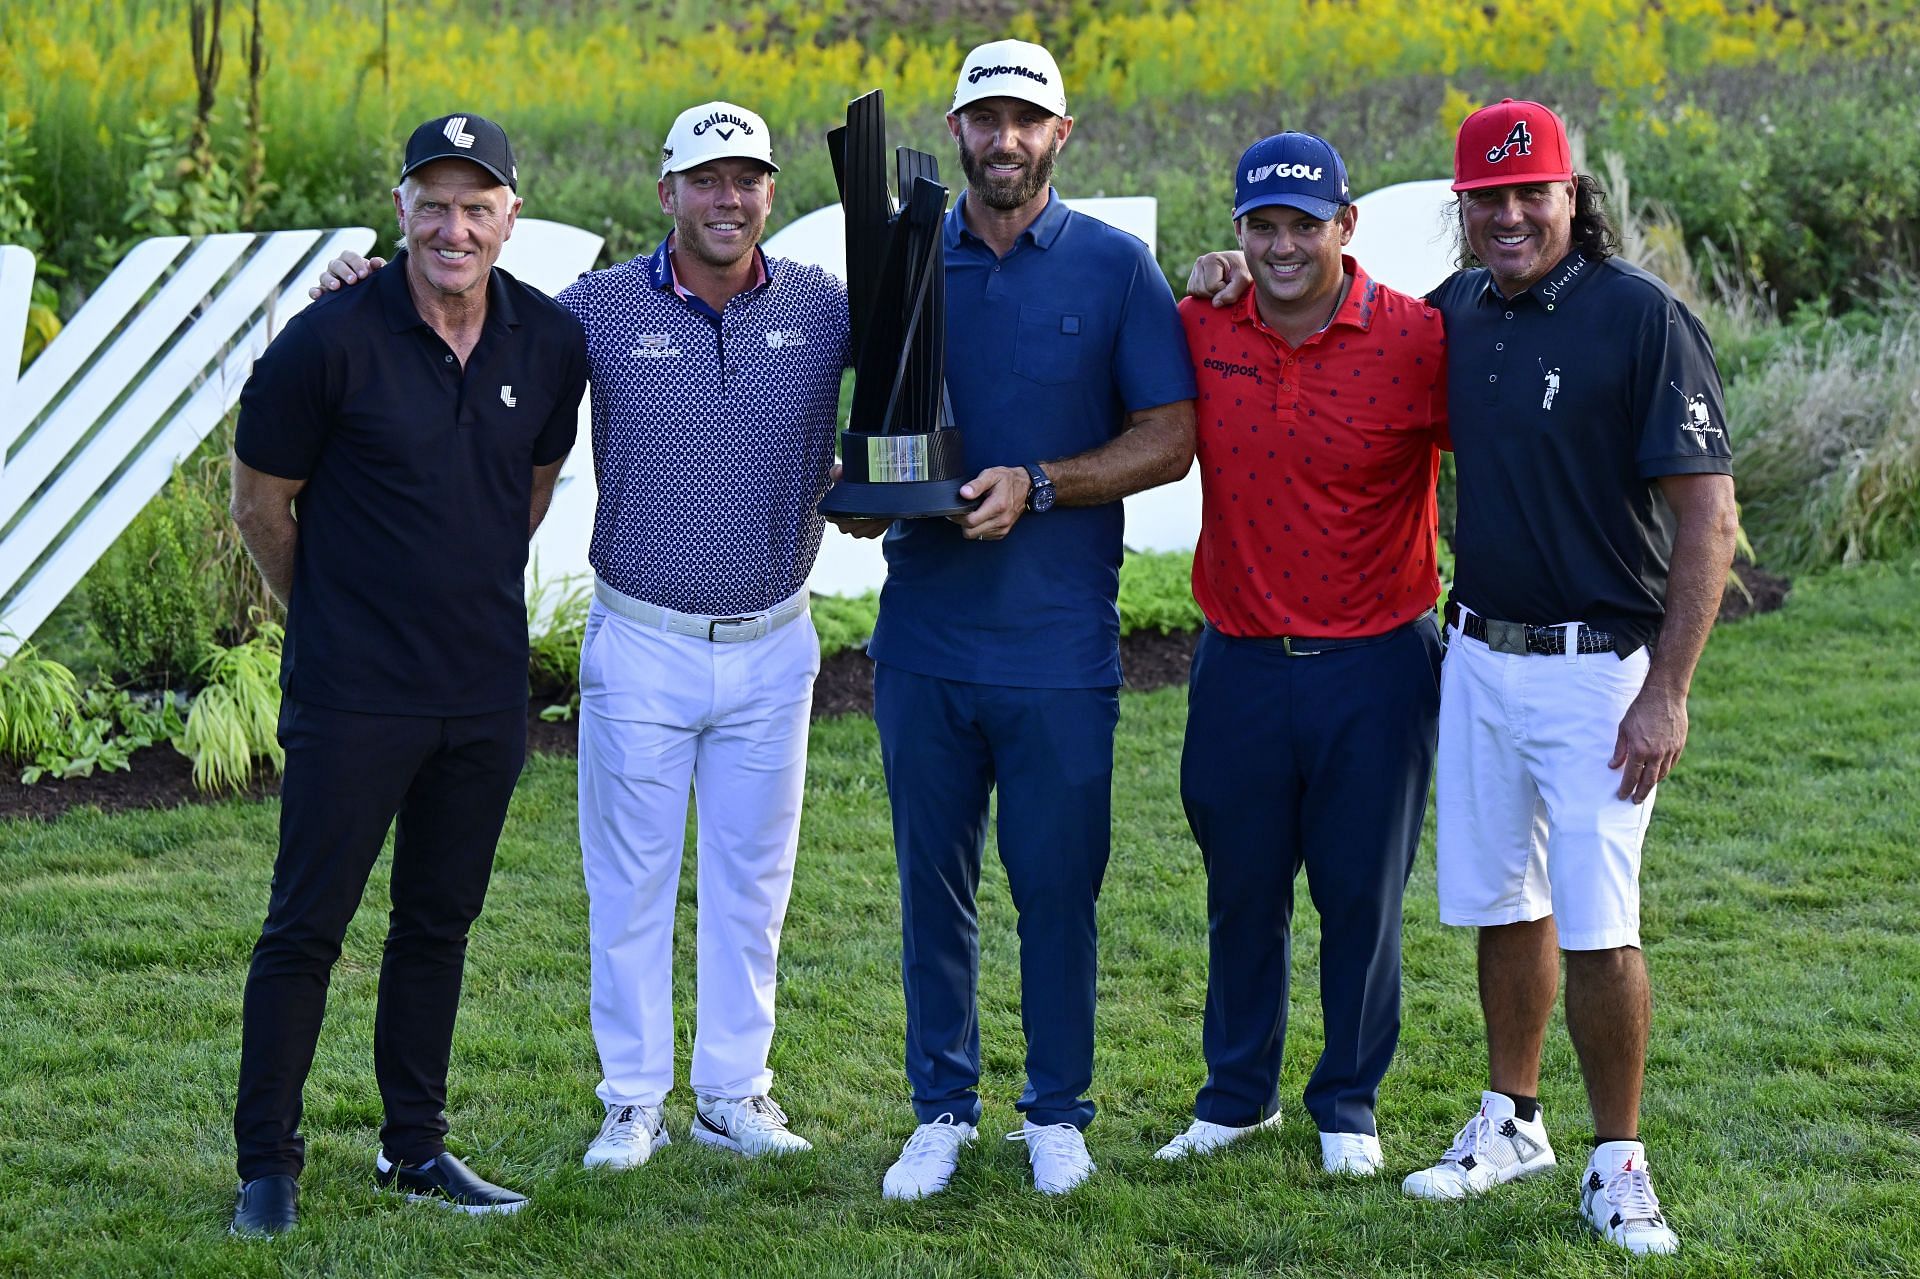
top-left (819, 477), bottom-right (975, 521)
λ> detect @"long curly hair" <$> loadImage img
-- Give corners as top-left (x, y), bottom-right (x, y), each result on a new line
top-left (1450, 174), bottom-right (1618, 269)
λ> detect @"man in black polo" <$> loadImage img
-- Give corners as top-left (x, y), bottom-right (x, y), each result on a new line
top-left (1388, 101), bottom-right (1735, 1257)
top-left (226, 112), bottom-right (587, 1236)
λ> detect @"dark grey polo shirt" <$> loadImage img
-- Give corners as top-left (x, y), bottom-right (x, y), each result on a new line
top-left (236, 253), bottom-right (588, 715)
top-left (1429, 252), bottom-right (1733, 653)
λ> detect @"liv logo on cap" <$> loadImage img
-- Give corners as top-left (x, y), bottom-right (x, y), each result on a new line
top-left (1233, 132), bottom-right (1350, 222)
top-left (1452, 99), bottom-right (1573, 191)
top-left (402, 112), bottom-right (518, 189)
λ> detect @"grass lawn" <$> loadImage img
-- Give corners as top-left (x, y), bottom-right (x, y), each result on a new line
top-left (2, 566), bottom-right (1917, 1277)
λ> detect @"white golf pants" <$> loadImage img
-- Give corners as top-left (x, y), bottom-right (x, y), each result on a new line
top-left (576, 596), bottom-right (819, 1107)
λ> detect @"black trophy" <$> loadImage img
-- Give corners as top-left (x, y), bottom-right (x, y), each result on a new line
top-left (818, 90), bottom-right (972, 520)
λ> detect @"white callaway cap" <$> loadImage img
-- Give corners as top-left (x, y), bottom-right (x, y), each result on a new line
top-left (952, 39), bottom-right (1067, 117)
top-left (660, 100), bottom-right (779, 177)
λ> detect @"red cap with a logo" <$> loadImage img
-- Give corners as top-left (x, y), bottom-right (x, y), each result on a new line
top-left (1451, 98), bottom-right (1572, 192)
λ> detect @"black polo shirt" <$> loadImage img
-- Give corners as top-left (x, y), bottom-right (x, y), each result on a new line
top-left (235, 252), bottom-right (587, 715)
top-left (1429, 252), bottom-right (1733, 653)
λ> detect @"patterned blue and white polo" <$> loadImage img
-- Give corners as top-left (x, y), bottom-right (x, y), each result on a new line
top-left (556, 238), bottom-right (850, 616)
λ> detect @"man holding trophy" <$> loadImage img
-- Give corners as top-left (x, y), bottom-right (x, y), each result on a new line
top-left (826, 39), bottom-right (1197, 1199)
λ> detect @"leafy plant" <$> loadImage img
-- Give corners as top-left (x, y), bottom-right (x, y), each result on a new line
top-left (0, 637), bottom-right (81, 767)
top-left (178, 621), bottom-right (284, 793)
top-left (18, 684), bottom-right (184, 785)
top-left (526, 563), bottom-right (591, 721)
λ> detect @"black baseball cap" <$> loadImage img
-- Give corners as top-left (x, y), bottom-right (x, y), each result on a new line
top-left (401, 113), bottom-right (518, 190)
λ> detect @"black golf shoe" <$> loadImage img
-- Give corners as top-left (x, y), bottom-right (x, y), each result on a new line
top-left (229, 1174), bottom-right (299, 1236)
top-left (375, 1152), bottom-right (527, 1215)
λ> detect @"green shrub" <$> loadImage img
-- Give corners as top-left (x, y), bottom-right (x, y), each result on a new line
top-left (178, 621), bottom-right (284, 793)
top-left (0, 638), bottom-right (81, 767)
top-left (811, 590), bottom-right (880, 659)
top-left (82, 416), bottom-right (280, 686)
top-left (1730, 314), bottom-right (1920, 573)
top-left (1118, 550), bottom-right (1204, 636)
top-left (84, 506), bottom-right (218, 688)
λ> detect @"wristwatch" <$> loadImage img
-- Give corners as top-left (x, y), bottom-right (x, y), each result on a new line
top-left (1023, 463), bottom-right (1056, 513)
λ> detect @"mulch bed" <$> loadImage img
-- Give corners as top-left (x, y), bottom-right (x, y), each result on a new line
top-left (0, 565), bottom-right (1790, 823)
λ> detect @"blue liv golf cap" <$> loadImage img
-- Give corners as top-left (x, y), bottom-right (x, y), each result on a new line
top-left (1233, 132), bottom-right (1351, 221)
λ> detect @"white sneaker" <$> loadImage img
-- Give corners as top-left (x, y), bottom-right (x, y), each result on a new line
top-left (1154, 1111), bottom-right (1284, 1161)
top-left (882, 1113), bottom-right (976, 1200)
top-left (1007, 1121), bottom-right (1096, 1195)
top-left (1401, 1091), bottom-right (1557, 1199)
top-left (1320, 1130), bottom-right (1384, 1176)
top-left (583, 1102), bottom-right (668, 1170)
top-left (1581, 1141), bottom-right (1680, 1256)
top-left (691, 1094), bottom-right (812, 1157)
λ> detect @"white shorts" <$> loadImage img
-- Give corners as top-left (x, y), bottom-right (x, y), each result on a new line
top-left (1434, 616), bottom-right (1655, 951)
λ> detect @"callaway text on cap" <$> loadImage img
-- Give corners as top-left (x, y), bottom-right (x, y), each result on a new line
top-left (660, 101), bottom-right (780, 178)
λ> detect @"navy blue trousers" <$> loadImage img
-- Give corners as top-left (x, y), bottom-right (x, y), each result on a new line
top-left (234, 700), bottom-right (525, 1180)
top-left (873, 664), bottom-right (1119, 1130)
top-left (1181, 617), bottom-right (1441, 1135)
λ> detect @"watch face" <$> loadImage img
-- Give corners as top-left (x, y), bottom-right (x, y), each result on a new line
top-left (1026, 465), bottom-right (1054, 512)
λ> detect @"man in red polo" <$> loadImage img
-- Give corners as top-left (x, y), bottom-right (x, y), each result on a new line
top-left (1154, 133), bottom-right (1448, 1175)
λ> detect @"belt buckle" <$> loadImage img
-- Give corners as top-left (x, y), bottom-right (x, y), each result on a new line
top-left (1280, 635), bottom-right (1322, 658)
top-left (1484, 619), bottom-right (1529, 655)
top-left (708, 615), bottom-right (754, 641)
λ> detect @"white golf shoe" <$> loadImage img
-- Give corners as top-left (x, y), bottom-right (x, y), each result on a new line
top-left (1319, 1130), bottom-right (1384, 1176)
top-left (1007, 1121), bottom-right (1096, 1194)
top-left (1154, 1111), bottom-right (1284, 1161)
top-left (583, 1102), bottom-right (669, 1170)
top-left (1401, 1091), bottom-right (1556, 1199)
top-left (882, 1113), bottom-right (976, 1200)
top-left (1581, 1140), bottom-right (1680, 1256)
top-left (691, 1094), bottom-right (813, 1157)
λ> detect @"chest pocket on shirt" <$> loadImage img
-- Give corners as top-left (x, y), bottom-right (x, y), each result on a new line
top-left (1013, 306), bottom-right (1085, 386)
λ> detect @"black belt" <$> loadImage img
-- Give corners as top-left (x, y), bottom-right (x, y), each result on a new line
top-left (1210, 610), bottom-right (1434, 658)
top-left (1445, 601), bottom-right (1616, 655)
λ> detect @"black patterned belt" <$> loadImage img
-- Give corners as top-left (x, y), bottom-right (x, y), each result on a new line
top-left (1445, 601), bottom-right (1617, 655)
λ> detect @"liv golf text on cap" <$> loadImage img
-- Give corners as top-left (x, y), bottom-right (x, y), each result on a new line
top-left (1233, 132), bottom-right (1351, 221)
top-left (952, 39), bottom-right (1068, 117)
top-left (660, 101), bottom-right (780, 177)
top-left (1451, 98), bottom-right (1573, 191)
top-left (402, 113), bottom-right (518, 190)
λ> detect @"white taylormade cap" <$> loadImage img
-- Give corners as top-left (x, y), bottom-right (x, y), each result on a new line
top-left (659, 101), bottom-right (779, 177)
top-left (952, 39), bottom-right (1067, 117)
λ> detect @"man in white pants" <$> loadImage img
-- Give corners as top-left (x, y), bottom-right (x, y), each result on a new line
top-left (310, 100), bottom-right (847, 1165)
top-left (563, 103), bottom-right (849, 1166)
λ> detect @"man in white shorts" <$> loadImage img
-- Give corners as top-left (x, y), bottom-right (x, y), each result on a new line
top-left (1400, 100), bottom-right (1738, 1256)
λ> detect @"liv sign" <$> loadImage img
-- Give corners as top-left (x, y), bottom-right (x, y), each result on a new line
top-left (0, 181), bottom-right (1456, 659)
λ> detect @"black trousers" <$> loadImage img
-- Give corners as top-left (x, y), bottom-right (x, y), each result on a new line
top-left (233, 699), bottom-right (526, 1181)
top-left (1180, 618), bottom-right (1441, 1136)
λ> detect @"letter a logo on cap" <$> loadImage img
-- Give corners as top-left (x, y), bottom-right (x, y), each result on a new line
top-left (1487, 120), bottom-right (1532, 164)
top-left (443, 115), bottom-right (476, 149)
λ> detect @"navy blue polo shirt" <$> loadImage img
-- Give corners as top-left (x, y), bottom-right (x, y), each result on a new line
top-left (235, 252), bottom-right (587, 715)
top-left (867, 190), bottom-right (1197, 688)
top-left (1429, 252), bottom-right (1732, 653)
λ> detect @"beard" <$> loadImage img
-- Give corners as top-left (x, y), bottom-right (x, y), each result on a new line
top-left (957, 136), bottom-right (1059, 211)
